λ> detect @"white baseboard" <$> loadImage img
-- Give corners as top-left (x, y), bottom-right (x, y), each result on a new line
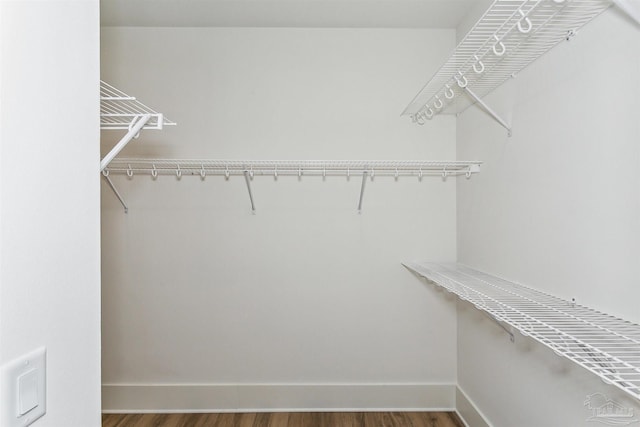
top-left (455, 386), bottom-right (492, 427)
top-left (102, 383), bottom-right (456, 413)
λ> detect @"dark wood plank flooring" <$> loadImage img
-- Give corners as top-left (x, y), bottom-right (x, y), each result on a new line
top-left (102, 412), bottom-right (465, 427)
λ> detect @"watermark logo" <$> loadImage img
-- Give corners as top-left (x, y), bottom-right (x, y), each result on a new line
top-left (585, 393), bottom-right (638, 426)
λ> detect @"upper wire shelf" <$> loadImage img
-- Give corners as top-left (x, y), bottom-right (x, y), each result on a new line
top-left (404, 262), bottom-right (640, 401)
top-left (100, 81), bottom-right (176, 130)
top-left (403, 0), bottom-right (612, 124)
top-left (104, 159), bottom-right (482, 179)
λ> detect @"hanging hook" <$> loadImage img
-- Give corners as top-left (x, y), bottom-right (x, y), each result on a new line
top-left (517, 9), bottom-right (533, 33)
top-left (418, 168), bottom-right (423, 181)
top-left (425, 107), bottom-right (434, 119)
top-left (274, 165), bottom-right (278, 180)
top-left (472, 55), bottom-right (485, 74)
top-left (395, 168), bottom-right (399, 180)
top-left (200, 165), bottom-right (206, 180)
top-left (370, 168), bottom-right (375, 181)
top-left (347, 167), bottom-right (350, 179)
top-left (433, 95), bottom-right (444, 110)
top-left (444, 85), bottom-right (455, 100)
top-left (455, 73), bottom-right (468, 88)
top-left (225, 165), bottom-right (230, 180)
top-left (416, 113), bottom-right (426, 125)
top-left (126, 164), bottom-right (133, 178)
top-left (151, 164), bottom-right (158, 179)
top-left (249, 165), bottom-right (254, 179)
top-left (493, 35), bottom-right (506, 56)
top-left (176, 164), bottom-right (182, 179)
top-left (323, 165), bottom-right (326, 179)
top-left (102, 169), bottom-right (110, 177)
top-left (442, 166), bottom-right (448, 180)
top-left (466, 168), bottom-right (472, 179)
top-left (298, 166), bottom-right (302, 178)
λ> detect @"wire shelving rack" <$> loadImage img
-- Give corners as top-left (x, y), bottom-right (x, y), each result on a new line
top-left (403, 0), bottom-right (615, 133)
top-left (403, 262), bottom-right (640, 401)
top-left (99, 81), bottom-right (176, 172)
top-left (100, 81), bottom-right (176, 131)
top-left (102, 159), bottom-right (482, 214)
top-left (104, 159), bottom-right (481, 179)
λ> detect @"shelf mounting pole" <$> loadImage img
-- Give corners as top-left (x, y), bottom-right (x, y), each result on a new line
top-left (357, 170), bottom-right (368, 213)
top-left (102, 174), bottom-right (128, 214)
top-left (243, 171), bottom-right (256, 214)
top-left (100, 114), bottom-right (152, 171)
top-left (463, 88), bottom-right (512, 137)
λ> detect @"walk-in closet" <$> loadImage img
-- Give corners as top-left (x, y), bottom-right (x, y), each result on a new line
top-left (0, 0), bottom-right (638, 426)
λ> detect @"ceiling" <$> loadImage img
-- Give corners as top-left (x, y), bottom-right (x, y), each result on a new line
top-left (100, 0), bottom-right (484, 28)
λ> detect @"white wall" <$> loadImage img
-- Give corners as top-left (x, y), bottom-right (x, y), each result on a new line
top-left (0, 1), bottom-right (101, 426)
top-left (100, 27), bottom-right (460, 411)
top-left (457, 8), bottom-right (640, 427)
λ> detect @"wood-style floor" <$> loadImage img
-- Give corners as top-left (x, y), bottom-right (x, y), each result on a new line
top-left (102, 412), bottom-right (465, 427)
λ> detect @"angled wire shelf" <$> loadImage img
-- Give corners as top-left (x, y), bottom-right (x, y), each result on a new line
top-left (404, 262), bottom-right (640, 401)
top-left (100, 80), bottom-right (176, 130)
top-left (103, 159), bottom-right (482, 179)
top-left (403, 0), bottom-right (612, 124)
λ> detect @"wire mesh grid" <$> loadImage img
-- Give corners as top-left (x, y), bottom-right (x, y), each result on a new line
top-left (404, 262), bottom-right (640, 400)
top-left (403, 0), bottom-right (611, 121)
top-left (100, 81), bottom-right (176, 130)
top-left (104, 159), bottom-right (482, 178)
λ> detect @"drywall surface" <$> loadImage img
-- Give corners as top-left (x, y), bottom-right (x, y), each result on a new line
top-left (457, 8), bottom-right (640, 427)
top-left (0, 1), bottom-right (101, 426)
top-left (101, 27), bottom-right (461, 411)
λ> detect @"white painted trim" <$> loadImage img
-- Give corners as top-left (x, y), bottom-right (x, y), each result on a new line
top-left (102, 383), bottom-right (456, 413)
top-left (455, 386), bottom-right (492, 427)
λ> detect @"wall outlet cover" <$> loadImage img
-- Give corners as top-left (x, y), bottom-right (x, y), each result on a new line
top-left (0, 347), bottom-right (46, 427)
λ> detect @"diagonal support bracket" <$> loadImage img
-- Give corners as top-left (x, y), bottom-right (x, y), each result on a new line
top-left (243, 171), bottom-right (256, 214)
top-left (464, 87), bottom-right (512, 137)
top-left (357, 170), bottom-right (368, 213)
top-left (102, 174), bottom-right (128, 214)
top-left (100, 114), bottom-right (152, 171)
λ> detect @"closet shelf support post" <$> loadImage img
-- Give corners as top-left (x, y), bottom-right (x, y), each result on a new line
top-left (103, 175), bottom-right (128, 214)
top-left (463, 88), bottom-right (512, 137)
top-left (100, 114), bottom-right (152, 172)
top-left (243, 171), bottom-right (256, 214)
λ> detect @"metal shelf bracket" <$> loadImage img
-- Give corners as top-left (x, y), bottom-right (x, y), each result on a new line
top-left (100, 114), bottom-right (152, 172)
top-left (102, 173), bottom-right (128, 214)
top-left (357, 170), bottom-right (368, 213)
top-left (463, 88), bottom-right (512, 137)
top-left (243, 170), bottom-right (256, 214)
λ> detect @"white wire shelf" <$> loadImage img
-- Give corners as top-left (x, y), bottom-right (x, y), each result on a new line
top-left (403, 0), bottom-right (612, 124)
top-left (103, 159), bottom-right (482, 179)
top-left (100, 80), bottom-right (176, 130)
top-left (403, 262), bottom-right (640, 401)
top-left (102, 159), bottom-right (481, 213)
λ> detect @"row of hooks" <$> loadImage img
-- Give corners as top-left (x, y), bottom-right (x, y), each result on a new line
top-left (102, 160), bottom-right (482, 214)
top-left (103, 164), bottom-right (480, 181)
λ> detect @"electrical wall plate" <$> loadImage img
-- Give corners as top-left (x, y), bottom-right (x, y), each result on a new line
top-left (0, 347), bottom-right (46, 427)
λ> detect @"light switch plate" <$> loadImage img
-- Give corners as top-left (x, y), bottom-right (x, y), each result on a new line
top-left (0, 347), bottom-right (46, 427)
